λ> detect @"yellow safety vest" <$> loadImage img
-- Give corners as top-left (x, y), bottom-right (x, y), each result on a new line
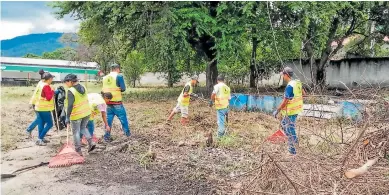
top-left (281, 80), bottom-right (303, 116)
top-left (177, 82), bottom-right (193, 106)
top-left (215, 83), bottom-right (231, 110)
top-left (35, 82), bottom-right (54, 112)
top-left (88, 93), bottom-right (106, 121)
top-left (29, 80), bottom-right (43, 105)
top-left (102, 72), bottom-right (122, 102)
top-left (65, 85), bottom-right (91, 120)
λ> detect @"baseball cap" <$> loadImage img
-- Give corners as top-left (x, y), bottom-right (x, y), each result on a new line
top-left (191, 75), bottom-right (199, 81)
top-left (111, 63), bottom-right (120, 69)
top-left (281, 67), bottom-right (294, 77)
top-left (63, 74), bottom-right (78, 82)
top-left (42, 72), bottom-right (55, 80)
top-left (217, 75), bottom-right (225, 81)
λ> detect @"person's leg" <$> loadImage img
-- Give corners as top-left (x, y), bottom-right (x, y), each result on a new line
top-left (115, 104), bottom-right (131, 137)
top-left (71, 119), bottom-right (82, 153)
top-left (180, 105), bottom-right (189, 126)
top-left (36, 112), bottom-right (46, 145)
top-left (80, 116), bottom-right (95, 152)
top-left (217, 108), bottom-right (227, 137)
top-left (104, 105), bottom-right (115, 141)
top-left (282, 115), bottom-right (298, 154)
top-left (39, 111), bottom-right (53, 141)
top-left (27, 111), bottom-right (40, 133)
top-left (87, 120), bottom-right (95, 137)
top-left (167, 103), bottom-right (180, 121)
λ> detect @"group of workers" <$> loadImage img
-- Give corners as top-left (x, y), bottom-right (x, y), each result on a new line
top-left (27, 64), bottom-right (130, 156)
top-left (27, 63), bottom-right (302, 156)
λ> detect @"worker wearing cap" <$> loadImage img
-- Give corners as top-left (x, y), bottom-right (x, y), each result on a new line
top-left (167, 76), bottom-right (199, 125)
top-left (210, 75), bottom-right (231, 137)
top-left (26, 69), bottom-right (45, 138)
top-left (102, 63), bottom-right (130, 142)
top-left (273, 67), bottom-right (305, 155)
top-left (64, 74), bottom-right (96, 155)
top-left (34, 72), bottom-right (55, 146)
top-left (80, 92), bottom-right (113, 144)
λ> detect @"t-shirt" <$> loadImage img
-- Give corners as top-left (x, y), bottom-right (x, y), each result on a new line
top-left (284, 85), bottom-right (294, 100)
top-left (212, 83), bottom-right (231, 100)
top-left (96, 103), bottom-right (107, 113)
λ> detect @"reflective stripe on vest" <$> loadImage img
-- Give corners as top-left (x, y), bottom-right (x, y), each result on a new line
top-left (177, 82), bottom-right (193, 106)
top-left (102, 72), bottom-right (122, 102)
top-left (66, 86), bottom-right (91, 120)
top-left (215, 83), bottom-right (231, 110)
top-left (35, 82), bottom-right (54, 112)
top-left (29, 80), bottom-right (43, 105)
top-left (88, 93), bottom-right (106, 121)
top-left (281, 80), bottom-right (303, 116)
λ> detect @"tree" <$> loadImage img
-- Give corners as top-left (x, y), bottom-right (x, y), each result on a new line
top-left (122, 51), bottom-right (146, 87)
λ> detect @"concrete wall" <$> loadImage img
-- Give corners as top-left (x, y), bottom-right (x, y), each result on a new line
top-left (284, 57), bottom-right (389, 89)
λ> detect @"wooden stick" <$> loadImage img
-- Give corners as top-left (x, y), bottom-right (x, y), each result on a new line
top-left (345, 158), bottom-right (379, 179)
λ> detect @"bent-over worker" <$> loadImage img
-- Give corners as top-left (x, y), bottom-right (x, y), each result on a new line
top-left (210, 75), bottom-right (231, 137)
top-left (64, 74), bottom-right (96, 156)
top-left (81, 92), bottom-right (112, 144)
top-left (167, 76), bottom-right (199, 126)
top-left (102, 63), bottom-right (131, 142)
top-left (273, 67), bottom-right (305, 156)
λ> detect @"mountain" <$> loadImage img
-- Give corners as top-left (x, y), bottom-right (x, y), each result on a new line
top-left (1, 33), bottom-right (70, 57)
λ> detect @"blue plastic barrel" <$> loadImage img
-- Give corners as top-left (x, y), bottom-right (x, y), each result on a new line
top-left (342, 101), bottom-right (363, 120)
top-left (229, 93), bottom-right (248, 111)
top-left (263, 96), bottom-right (275, 113)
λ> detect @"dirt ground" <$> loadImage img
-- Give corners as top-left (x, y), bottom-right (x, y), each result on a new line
top-left (1, 86), bottom-right (388, 195)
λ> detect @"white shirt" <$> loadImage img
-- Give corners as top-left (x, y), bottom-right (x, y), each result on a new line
top-left (212, 82), bottom-right (231, 100)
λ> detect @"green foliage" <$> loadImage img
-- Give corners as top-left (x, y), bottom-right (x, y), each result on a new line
top-left (22, 47), bottom-right (76, 61)
top-left (122, 51), bottom-right (146, 87)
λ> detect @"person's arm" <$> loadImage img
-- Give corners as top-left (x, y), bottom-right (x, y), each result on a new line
top-left (42, 85), bottom-right (54, 101)
top-left (183, 85), bottom-right (190, 97)
top-left (66, 90), bottom-right (75, 124)
top-left (275, 85), bottom-right (294, 115)
top-left (211, 85), bottom-right (218, 101)
top-left (97, 104), bottom-right (110, 131)
top-left (116, 75), bottom-right (126, 92)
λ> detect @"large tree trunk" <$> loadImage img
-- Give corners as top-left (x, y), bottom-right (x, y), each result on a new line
top-left (249, 35), bottom-right (258, 88)
top-left (167, 71), bottom-right (174, 87)
top-left (206, 59), bottom-right (218, 95)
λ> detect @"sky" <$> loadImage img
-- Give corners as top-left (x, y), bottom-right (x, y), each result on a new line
top-left (0, 1), bottom-right (79, 40)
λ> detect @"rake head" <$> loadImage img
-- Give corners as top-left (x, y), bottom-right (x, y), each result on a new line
top-left (48, 143), bottom-right (85, 168)
top-left (267, 129), bottom-right (287, 144)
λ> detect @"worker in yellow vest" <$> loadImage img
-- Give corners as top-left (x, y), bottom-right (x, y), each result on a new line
top-left (80, 92), bottom-right (113, 144)
top-left (26, 69), bottom-right (45, 138)
top-left (210, 75), bottom-right (231, 137)
top-left (34, 72), bottom-right (56, 146)
top-left (167, 76), bottom-right (199, 126)
top-left (273, 67), bottom-right (305, 155)
top-left (64, 74), bottom-right (95, 156)
top-left (102, 64), bottom-right (130, 142)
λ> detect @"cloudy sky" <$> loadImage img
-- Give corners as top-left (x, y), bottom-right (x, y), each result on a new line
top-left (0, 1), bottom-right (79, 40)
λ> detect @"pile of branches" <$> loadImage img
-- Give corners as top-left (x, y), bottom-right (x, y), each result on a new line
top-left (220, 88), bottom-right (389, 194)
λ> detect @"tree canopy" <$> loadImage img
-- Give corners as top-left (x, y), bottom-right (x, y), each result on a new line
top-left (52, 1), bottom-right (389, 92)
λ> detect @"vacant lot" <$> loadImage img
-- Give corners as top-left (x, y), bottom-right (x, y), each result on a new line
top-left (1, 85), bottom-right (388, 195)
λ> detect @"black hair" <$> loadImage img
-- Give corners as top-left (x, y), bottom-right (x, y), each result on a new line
top-left (64, 74), bottom-right (78, 82)
top-left (101, 91), bottom-right (113, 99)
top-left (39, 69), bottom-right (45, 79)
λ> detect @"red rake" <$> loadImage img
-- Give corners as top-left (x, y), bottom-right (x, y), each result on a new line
top-left (49, 126), bottom-right (85, 168)
top-left (267, 129), bottom-right (288, 144)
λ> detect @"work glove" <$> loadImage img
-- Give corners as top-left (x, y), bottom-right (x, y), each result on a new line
top-left (209, 100), bottom-right (214, 107)
top-left (272, 110), bottom-right (279, 118)
top-left (190, 93), bottom-right (199, 98)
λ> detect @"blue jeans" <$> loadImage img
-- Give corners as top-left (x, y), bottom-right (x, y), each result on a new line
top-left (37, 111), bottom-right (53, 140)
top-left (71, 116), bottom-right (92, 152)
top-left (281, 114), bottom-right (298, 154)
top-left (104, 104), bottom-right (131, 140)
top-left (217, 108), bottom-right (229, 137)
top-left (80, 120), bottom-right (94, 138)
top-left (27, 111), bottom-right (40, 132)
